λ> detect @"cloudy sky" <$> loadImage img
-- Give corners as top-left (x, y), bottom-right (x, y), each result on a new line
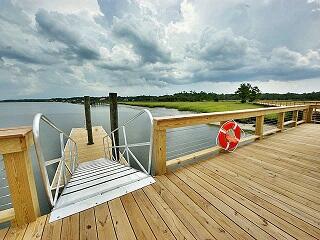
top-left (0, 0), bottom-right (320, 99)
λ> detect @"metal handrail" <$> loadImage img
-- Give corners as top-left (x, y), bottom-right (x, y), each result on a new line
top-left (33, 113), bottom-right (78, 207)
top-left (103, 109), bottom-right (153, 174)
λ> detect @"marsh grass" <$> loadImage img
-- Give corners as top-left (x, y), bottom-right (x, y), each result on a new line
top-left (121, 101), bottom-right (261, 113)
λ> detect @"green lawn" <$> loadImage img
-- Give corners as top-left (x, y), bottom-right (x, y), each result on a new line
top-left (121, 101), bottom-right (261, 113)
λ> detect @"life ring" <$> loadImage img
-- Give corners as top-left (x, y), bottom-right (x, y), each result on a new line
top-left (216, 120), bottom-right (242, 152)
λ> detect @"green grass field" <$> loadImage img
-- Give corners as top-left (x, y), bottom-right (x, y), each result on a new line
top-left (121, 101), bottom-right (261, 113)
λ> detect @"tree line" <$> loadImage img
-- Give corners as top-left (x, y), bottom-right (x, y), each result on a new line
top-left (1, 83), bottom-right (319, 104)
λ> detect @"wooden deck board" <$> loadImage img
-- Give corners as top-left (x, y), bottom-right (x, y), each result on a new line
top-left (60, 214), bottom-right (79, 240)
top-left (41, 215), bottom-right (62, 240)
top-left (3, 124), bottom-right (320, 239)
top-left (0, 228), bottom-right (9, 240)
top-left (94, 203), bottom-right (116, 240)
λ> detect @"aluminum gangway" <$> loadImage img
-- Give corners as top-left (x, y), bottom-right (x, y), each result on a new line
top-left (32, 110), bottom-right (155, 222)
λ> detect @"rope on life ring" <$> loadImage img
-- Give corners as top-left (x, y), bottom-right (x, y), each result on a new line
top-left (216, 120), bottom-right (244, 152)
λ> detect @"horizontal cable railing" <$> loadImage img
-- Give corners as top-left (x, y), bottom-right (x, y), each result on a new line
top-left (0, 156), bottom-right (11, 209)
top-left (166, 124), bottom-right (217, 160)
top-left (152, 104), bottom-right (313, 175)
top-left (0, 154), bottom-right (13, 224)
top-left (312, 106), bottom-right (320, 123)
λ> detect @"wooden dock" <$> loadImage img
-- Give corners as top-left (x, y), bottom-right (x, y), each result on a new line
top-left (1, 123), bottom-right (319, 239)
top-left (66, 126), bottom-right (110, 163)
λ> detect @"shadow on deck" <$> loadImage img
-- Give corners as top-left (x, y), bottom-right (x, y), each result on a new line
top-left (1, 124), bottom-right (319, 240)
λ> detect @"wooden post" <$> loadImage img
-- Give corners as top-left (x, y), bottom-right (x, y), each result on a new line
top-left (277, 112), bottom-right (285, 131)
top-left (302, 109), bottom-right (308, 122)
top-left (153, 126), bottom-right (167, 175)
top-left (306, 106), bottom-right (313, 123)
top-left (84, 96), bottom-right (94, 145)
top-left (0, 127), bottom-right (40, 226)
top-left (255, 115), bottom-right (264, 139)
top-left (292, 110), bottom-right (298, 127)
top-left (109, 93), bottom-right (119, 160)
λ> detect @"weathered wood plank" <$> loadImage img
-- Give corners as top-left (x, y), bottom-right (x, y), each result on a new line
top-left (165, 172), bottom-right (254, 240)
top-left (132, 189), bottom-right (175, 240)
top-left (0, 228), bottom-right (9, 240)
top-left (41, 215), bottom-right (62, 240)
top-left (142, 185), bottom-right (197, 240)
top-left (157, 175), bottom-right (234, 240)
top-left (94, 203), bottom-right (116, 240)
top-left (206, 156), bottom-right (320, 224)
top-left (4, 224), bottom-right (27, 240)
top-left (188, 165), bottom-right (319, 239)
top-left (193, 163), bottom-right (320, 238)
top-left (121, 193), bottom-right (156, 240)
top-left (22, 215), bottom-right (47, 240)
top-left (152, 180), bottom-right (215, 240)
top-left (173, 169), bottom-right (274, 239)
top-left (108, 198), bottom-right (136, 240)
top-left (219, 152), bottom-right (320, 201)
top-left (79, 208), bottom-right (97, 240)
top-left (61, 214), bottom-right (79, 240)
top-left (179, 169), bottom-right (294, 240)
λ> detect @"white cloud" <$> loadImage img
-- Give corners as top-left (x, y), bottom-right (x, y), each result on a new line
top-left (0, 0), bottom-right (320, 99)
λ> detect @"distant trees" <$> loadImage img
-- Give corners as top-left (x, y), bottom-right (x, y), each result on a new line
top-left (235, 83), bottom-right (261, 103)
top-left (3, 89), bottom-right (320, 104)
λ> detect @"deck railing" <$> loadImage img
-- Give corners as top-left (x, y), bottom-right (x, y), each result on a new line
top-left (0, 127), bottom-right (40, 226)
top-left (257, 100), bottom-right (320, 123)
top-left (256, 100), bottom-right (320, 106)
top-left (152, 104), bottom-right (313, 175)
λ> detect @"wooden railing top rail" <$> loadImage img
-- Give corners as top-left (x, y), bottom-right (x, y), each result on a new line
top-left (258, 100), bottom-right (320, 102)
top-left (153, 105), bottom-right (309, 129)
top-left (0, 126), bottom-right (32, 139)
top-left (257, 100), bottom-right (320, 105)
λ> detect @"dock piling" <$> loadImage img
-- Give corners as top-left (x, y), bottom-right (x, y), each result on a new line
top-left (84, 96), bottom-right (94, 145)
top-left (109, 93), bottom-right (119, 160)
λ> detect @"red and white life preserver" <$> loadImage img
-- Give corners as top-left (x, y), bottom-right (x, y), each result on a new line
top-left (216, 120), bottom-right (242, 152)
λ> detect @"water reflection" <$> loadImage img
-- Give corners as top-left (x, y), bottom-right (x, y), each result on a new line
top-left (0, 102), bottom-right (219, 219)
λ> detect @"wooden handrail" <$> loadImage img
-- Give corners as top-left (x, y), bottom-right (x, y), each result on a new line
top-left (153, 104), bottom-right (312, 175)
top-left (0, 126), bottom-right (40, 226)
top-left (153, 105), bottom-right (308, 129)
top-left (257, 100), bottom-right (320, 106)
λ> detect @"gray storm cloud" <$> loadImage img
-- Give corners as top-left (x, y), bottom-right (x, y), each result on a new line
top-left (0, 0), bottom-right (319, 98)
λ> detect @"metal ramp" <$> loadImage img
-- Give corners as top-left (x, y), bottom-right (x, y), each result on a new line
top-left (50, 158), bottom-right (155, 222)
top-left (32, 110), bottom-right (155, 223)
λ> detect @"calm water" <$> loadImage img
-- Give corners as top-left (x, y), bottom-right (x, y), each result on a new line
top-left (0, 102), bottom-right (219, 221)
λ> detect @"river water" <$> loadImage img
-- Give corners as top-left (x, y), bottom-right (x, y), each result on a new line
top-left (0, 102), bottom-right (219, 222)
